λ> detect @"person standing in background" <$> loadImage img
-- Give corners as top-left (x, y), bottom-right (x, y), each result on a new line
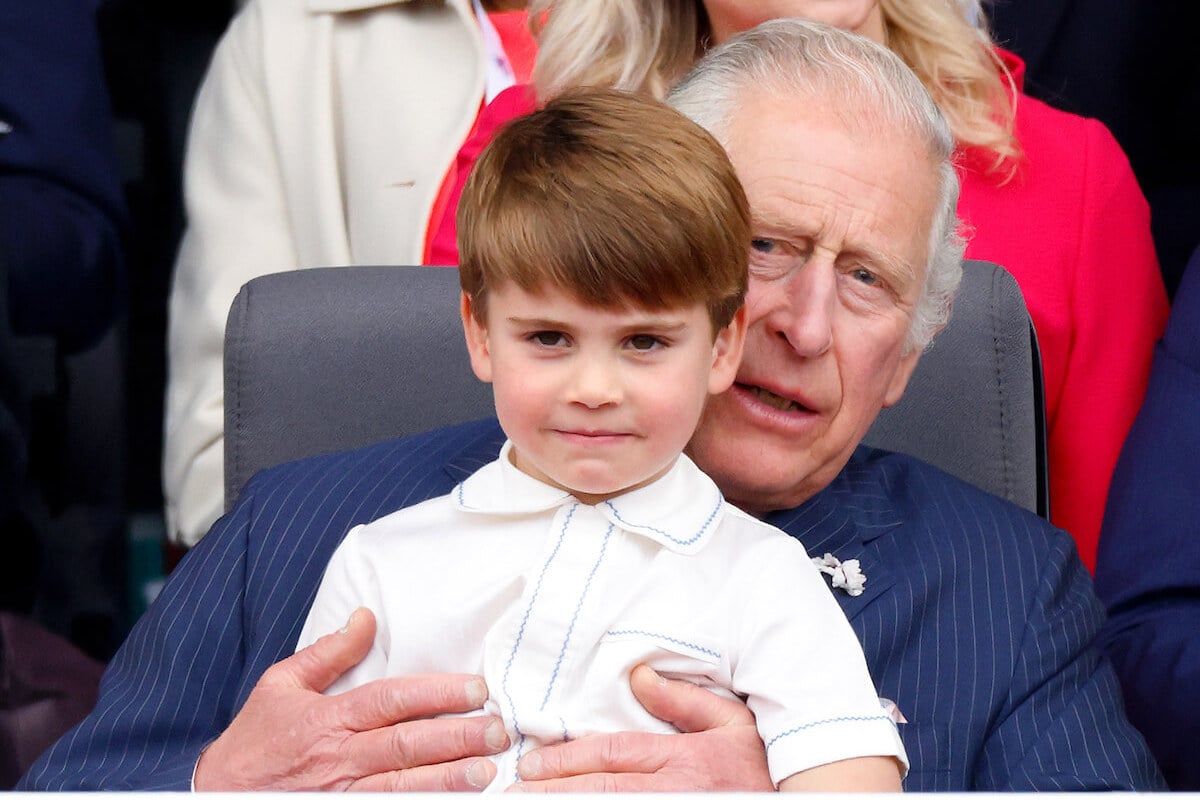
top-left (163, 0), bottom-right (535, 550)
top-left (986, 0), bottom-right (1200, 300)
top-left (1095, 244), bottom-right (1200, 790)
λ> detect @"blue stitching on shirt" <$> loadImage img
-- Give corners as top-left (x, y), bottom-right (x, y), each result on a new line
top-left (541, 522), bottom-right (614, 710)
top-left (501, 504), bottom-right (576, 781)
top-left (603, 630), bottom-right (722, 660)
top-left (602, 494), bottom-right (721, 546)
top-left (765, 715), bottom-right (892, 750)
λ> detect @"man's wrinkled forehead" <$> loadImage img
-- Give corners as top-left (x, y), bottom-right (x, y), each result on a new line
top-left (732, 93), bottom-right (935, 298)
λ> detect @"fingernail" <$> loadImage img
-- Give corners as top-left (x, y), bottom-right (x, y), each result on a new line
top-left (465, 758), bottom-right (492, 789)
top-left (339, 609), bottom-right (358, 634)
top-left (465, 677), bottom-right (488, 707)
top-left (636, 663), bottom-right (666, 685)
top-left (485, 719), bottom-right (508, 751)
top-left (517, 751), bottom-right (542, 779)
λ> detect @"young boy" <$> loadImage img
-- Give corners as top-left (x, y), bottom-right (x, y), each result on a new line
top-left (297, 89), bottom-right (906, 791)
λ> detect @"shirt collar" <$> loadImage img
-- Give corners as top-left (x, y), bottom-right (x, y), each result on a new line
top-left (765, 445), bottom-right (903, 618)
top-left (455, 441), bottom-right (726, 554)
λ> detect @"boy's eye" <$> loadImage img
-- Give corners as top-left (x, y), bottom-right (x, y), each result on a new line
top-left (531, 331), bottom-right (567, 347)
top-left (627, 334), bottom-right (662, 351)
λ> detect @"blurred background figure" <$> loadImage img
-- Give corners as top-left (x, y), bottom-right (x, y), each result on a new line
top-left (1095, 244), bottom-right (1200, 790)
top-left (429, 0), bottom-right (1169, 571)
top-left (986, 0), bottom-right (1200, 300)
top-left (162, 0), bottom-right (535, 552)
top-left (0, 0), bottom-right (127, 785)
top-left (0, 0), bottom-right (128, 659)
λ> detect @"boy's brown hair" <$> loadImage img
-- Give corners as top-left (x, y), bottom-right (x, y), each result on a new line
top-left (457, 88), bottom-right (749, 333)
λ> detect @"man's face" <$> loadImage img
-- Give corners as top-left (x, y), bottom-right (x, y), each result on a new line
top-left (463, 283), bottom-right (745, 505)
top-left (686, 89), bottom-right (940, 513)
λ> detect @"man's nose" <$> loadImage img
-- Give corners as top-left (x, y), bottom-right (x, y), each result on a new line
top-left (774, 263), bottom-right (835, 357)
top-left (566, 356), bottom-right (622, 408)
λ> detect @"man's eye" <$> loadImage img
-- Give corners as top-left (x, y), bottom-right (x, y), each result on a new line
top-left (627, 334), bottom-right (662, 351)
top-left (531, 331), bottom-right (566, 346)
top-left (851, 267), bottom-right (879, 286)
top-left (751, 238), bottom-right (776, 254)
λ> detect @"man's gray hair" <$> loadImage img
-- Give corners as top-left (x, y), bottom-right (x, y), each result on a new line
top-left (667, 18), bottom-right (964, 352)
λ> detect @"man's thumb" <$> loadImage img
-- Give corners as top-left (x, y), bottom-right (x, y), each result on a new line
top-left (270, 606), bottom-right (377, 692)
top-left (629, 663), bottom-right (755, 733)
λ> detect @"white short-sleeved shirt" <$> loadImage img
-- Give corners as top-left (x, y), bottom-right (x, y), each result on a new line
top-left (298, 443), bottom-right (906, 788)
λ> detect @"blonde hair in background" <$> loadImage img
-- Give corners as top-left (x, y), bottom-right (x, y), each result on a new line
top-left (528, 0), bottom-right (701, 100)
top-left (530, 0), bottom-right (1018, 170)
top-left (880, 0), bottom-right (1018, 170)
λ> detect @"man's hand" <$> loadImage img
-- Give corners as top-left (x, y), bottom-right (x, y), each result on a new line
top-left (194, 608), bottom-right (509, 791)
top-left (510, 664), bottom-right (773, 792)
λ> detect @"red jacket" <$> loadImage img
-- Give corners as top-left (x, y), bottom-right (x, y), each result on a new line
top-left (426, 57), bottom-right (1168, 570)
top-left (957, 54), bottom-right (1167, 569)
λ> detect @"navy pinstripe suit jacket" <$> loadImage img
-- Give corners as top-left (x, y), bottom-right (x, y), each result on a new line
top-left (20, 418), bottom-right (1164, 790)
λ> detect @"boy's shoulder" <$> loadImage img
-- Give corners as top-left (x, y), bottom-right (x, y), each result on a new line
top-left (724, 506), bottom-right (819, 572)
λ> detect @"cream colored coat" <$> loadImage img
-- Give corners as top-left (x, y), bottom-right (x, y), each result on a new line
top-left (164, 0), bottom-right (486, 545)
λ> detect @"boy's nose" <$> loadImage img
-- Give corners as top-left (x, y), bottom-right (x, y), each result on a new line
top-left (567, 357), bottom-right (622, 408)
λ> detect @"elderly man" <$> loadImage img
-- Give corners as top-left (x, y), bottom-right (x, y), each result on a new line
top-left (22, 19), bottom-right (1161, 791)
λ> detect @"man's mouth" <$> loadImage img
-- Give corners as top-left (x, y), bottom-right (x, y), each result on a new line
top-left (745, 385), bottom-right (806, 413)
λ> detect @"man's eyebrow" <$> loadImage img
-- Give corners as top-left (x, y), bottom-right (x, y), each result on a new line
top-left (848, 245), bottom-right (919, 288)
top-left (750, 207), bottom-right (816, 238)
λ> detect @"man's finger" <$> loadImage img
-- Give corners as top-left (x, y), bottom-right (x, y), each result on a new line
top-left (517, 732), bottom-right (665, 781)
top-left (346, 715), bottom-right (509, 777)
top-left (263, 607), bottom-right (378, 693)
top-left (630, 664), bottom-right (753, 732)
top-left (334, 671), bottom-right (491, 731)
top-left (351, 757), bottom-right (498, 792)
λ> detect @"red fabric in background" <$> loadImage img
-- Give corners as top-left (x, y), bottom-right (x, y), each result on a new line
top-left (422, 12), bottom-right (534, 264)
top-left (424, 84), bottom-right (536, 266)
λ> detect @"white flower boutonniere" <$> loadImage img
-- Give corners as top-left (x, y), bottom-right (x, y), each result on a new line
top-left (812, 552), bottom-right (866, 597)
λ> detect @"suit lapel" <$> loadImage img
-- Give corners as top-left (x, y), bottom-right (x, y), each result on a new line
top-left (766, 448), bottom-right (901, 621)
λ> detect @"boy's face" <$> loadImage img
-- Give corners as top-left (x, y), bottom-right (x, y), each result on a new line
top-left (462, 282), bottom-right (745, 505)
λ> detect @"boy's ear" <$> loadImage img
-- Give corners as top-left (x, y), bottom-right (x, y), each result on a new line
top-left (708, 305), bottom-right (747, 395)
top-left (460, 291), bottom-right (494, 383)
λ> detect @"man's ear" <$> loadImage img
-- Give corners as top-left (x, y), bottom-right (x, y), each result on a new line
top-left (460, 291), bottom-right (494, 383)
top-left (708, 305), bottom-right (747, 395)
top-left (883, 345), bottom-right (922, 407)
